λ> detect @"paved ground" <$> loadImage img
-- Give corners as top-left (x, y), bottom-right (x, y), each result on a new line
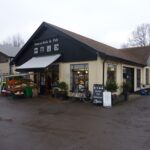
top-left (0, 95), bottom-right (150, 150)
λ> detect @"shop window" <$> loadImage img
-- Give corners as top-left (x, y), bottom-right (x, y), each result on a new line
top-left (34, 48), bottom-right (38, 54)
top-left (46, 65), bottom-right (59, 88)
top-left (40, 46), bottom-right (44, 53)
top-left (70, 64), bottom-right (88, 92)
top-left (107, 63), bottom-right (117, 81)
top-left (146, 68), bottom-right (150, 85)
top-left (47, 45), bottom-right (51, 52)
top-left (137, 69), bottom-right (141, 88)
top-left (54, 43), bottom-right (59, 51)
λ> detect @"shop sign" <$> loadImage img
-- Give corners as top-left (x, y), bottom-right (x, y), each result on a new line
top-left (33, 37), bottom-right (60, 55)
top-left (93, 84), bottom-right (104, 104)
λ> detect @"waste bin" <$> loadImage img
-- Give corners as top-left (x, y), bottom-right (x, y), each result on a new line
top-left (24, 87), bottom-right (32, 97)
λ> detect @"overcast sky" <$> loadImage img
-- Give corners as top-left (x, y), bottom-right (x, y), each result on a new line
top-left (0, 0), bottom-right (150, 48)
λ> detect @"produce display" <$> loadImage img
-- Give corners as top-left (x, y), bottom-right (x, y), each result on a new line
top-left (7, 79), bottom-right (35, 96)
top-left (1, 74), bottom-right (37, 97)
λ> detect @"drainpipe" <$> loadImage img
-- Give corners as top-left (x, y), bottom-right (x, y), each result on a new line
top-left (103, 56), bottom-right (107, 87)
top-left (9, 57), bottom-right (11, 75)
top-left (97, 52), bottom-right (107, 87)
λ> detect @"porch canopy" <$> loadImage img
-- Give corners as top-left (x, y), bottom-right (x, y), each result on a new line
top-left (16, 54), bottom-right (61, 71)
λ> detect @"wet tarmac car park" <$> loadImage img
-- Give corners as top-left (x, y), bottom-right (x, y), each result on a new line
top-left (0, 95), bottom-right (150, 150)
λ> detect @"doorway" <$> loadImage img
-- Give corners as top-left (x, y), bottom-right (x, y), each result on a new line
top-left (45, 64), bottom-right (59, 94)
top-left (33, 64), bottom-right (59, 95)
top-left (123, 67), bottom-right (134, 92)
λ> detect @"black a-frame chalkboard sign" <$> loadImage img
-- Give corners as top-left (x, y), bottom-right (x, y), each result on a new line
top-left (93, 84), bottom-right (104, 104)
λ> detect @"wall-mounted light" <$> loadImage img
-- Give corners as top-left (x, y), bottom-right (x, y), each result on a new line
top-left (110, 68), bottom-right (115, 71)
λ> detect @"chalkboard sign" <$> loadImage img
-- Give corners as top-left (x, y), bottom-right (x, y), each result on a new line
top-left (93, 84), bottom-right (104, 104)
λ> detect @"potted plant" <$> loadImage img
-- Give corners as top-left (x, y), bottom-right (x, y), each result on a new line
top-left (105, 79), bottom-right (118, 92)
top-left (122, 82), bottom-right (131, 101)
top-left (105, 79), bottom-right (119, 102)
top-left (58, 81), bottom-right (68, 100)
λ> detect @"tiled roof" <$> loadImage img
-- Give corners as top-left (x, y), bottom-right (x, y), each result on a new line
top-left (46, 23), bottom-right (118, 55)
top-left (14, 22), bottom-right (150, 66)
top-left (0, 45), bottom-right (20, 57)
top-left (46, 22), bottom-right (150, 66)
top-left (120, 46), bottom-right (150, 65)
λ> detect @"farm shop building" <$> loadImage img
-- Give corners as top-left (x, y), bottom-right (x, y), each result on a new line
top-left (14, 22), bottom-right (150, 95)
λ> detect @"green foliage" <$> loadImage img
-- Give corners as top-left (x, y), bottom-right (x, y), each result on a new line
top-left (105, 80), bottom-right (118, 92)
top-left (58, 81), bottom-right (68, 91)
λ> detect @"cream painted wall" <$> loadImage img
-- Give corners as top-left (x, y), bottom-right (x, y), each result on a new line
top-left (59, 62), bottom-right (71, 90)
top-left (143, 67), bottom-right (150, 89)
top-left (0, 57), bottom-right (18, 76)
top-left (116, 64), bottom-right (123, 94)
top-left (0, 62), bottom-right (9, 75)
top-left (0, 63), bottom-right (17, 75)
top-left (141, 68), bottom-right (144, 86)
top-left (59, 57), bottom-right (104, 94)
top-left (89, 57), bottom-right (103, 90)
top-left (11, 65), bottom-right (17, 74)
top-left (59, 57), bottom-right (150, 95)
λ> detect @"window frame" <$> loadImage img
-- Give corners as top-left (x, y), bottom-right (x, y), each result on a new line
top-left (70, 63), bottom-right (89, 92)
top-left (34, 48), bottom-right (38, 54)
top-left (146, 68), bottom-right (150, 85)
top-left (39, 46), bottom-right (44, 53)
top-left (107, 63), bottom-right (117, 81)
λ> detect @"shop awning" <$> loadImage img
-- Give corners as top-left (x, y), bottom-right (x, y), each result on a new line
top-left (16, 54), bottom-right (61, 71)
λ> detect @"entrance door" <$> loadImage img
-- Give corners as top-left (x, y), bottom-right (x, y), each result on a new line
top-left (123, 67), bottom-right (134, 92)
top-left (36, 64), bottom-right (59, 95)
top-left (40, 72), bottom-right (46, 95)
top-left (45, 64), bottom-right (59, 93)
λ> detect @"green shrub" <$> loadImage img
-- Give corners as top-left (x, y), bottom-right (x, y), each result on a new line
top-left (58, 81), bottom-right (68, 91)
top-left (105, 80), bottom-right (118, 92)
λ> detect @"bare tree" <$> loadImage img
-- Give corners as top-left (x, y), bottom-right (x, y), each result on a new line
top-left (2, 37), bottom-right (12, 46)
top-left (123, 24), bottom-right (150, 47)
top-left (12, 34), bottom-right (24, 48)
top-left (2, 33), bottom-right (24, 48)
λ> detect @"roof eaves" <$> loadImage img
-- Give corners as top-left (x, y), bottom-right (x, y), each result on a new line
top-left (0, 51), bottom-right (8, 58)
top-left (14, 22), bottom-right (47, 62)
